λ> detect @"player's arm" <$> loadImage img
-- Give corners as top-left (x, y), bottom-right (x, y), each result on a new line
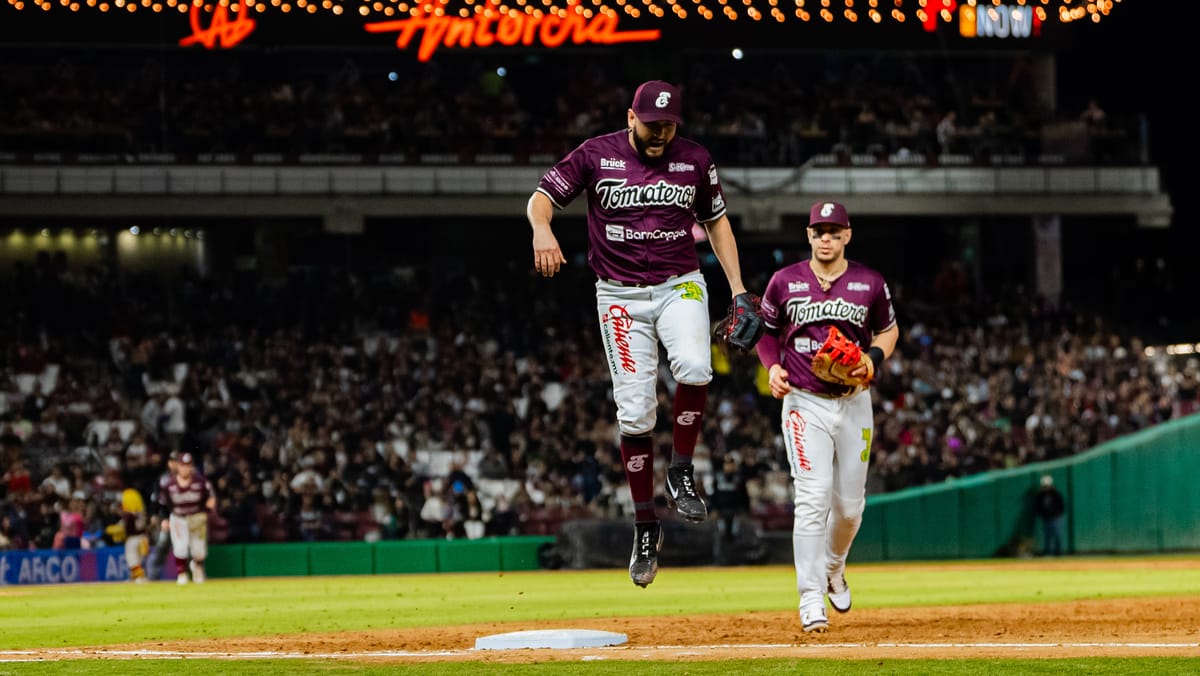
top-left (527, 191), bottom-right (567, 278)
top-left (754, 281), bottom-right (791, 399)
top-left (158, 498), bottom-right (172, 530)
top-left (859, 322), bottom-right (900, 380)
top-left (701, 214), bottom-right (747, 296)
top-left (863, 278), bottom-right (901, 376)
top-left (871, 323), bottom-right (900, 359)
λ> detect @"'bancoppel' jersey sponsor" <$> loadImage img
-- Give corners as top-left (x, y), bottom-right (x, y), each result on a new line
top-left (160, 474), bottom-right (213, 517)
top-left (760, 259), bottom-right (896, 396)
top-left (536, 130), bottom-right (727, 285)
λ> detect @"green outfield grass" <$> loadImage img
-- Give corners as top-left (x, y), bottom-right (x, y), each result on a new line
top-left (1, 555), bottom-right (1198, 673)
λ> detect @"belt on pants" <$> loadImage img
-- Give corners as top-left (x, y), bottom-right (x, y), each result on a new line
top-left (600, 272), bottom-right (690, 288)
top-left (801, 386), bottom-right (863, 400)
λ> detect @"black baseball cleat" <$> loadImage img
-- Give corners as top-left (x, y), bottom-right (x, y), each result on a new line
top-left (666, 465), bottom-right (708, 523)
top-left (629, 522), bottom-right (663, 588)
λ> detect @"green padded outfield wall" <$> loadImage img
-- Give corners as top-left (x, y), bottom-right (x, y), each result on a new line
top-left (205, 416), bottom-right (1197, 577)
top-left (207, 536), bottom-right (554, 578)
top-left (1157, 423), bottom-right (1200, 549)
top-left (847, 412), bottom-right (1200, 562)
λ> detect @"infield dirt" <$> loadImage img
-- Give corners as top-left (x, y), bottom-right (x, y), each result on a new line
top-left (95, 559), bottom-right (1199, 663)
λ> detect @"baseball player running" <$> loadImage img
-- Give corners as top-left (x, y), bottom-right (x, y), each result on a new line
top-left (527, 80), bottom-right (760, 587)
top-left (158, 452), bottom-right (216, 584)
top-left (755, 200), bottom-right (899, 632)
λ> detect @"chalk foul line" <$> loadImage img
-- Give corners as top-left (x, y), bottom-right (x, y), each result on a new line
top-left (1, 642), bottom-right (1198, 662)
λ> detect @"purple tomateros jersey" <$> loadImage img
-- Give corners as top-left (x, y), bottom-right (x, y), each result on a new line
top-left (536, 130), bottom-right (727, 285)
top-left (760, 259), bottom-right (896, 397)
top-left (160, 473), bottom-right (213, 517)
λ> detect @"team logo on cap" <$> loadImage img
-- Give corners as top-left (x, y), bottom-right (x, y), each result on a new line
top-left (655, 91), bottom-right (672, 109)
top-left (820, 202), bottom-right (838, 218)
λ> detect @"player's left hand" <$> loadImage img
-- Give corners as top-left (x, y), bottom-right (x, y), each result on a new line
top-left (714, 292), bottom-right (765, 351)
top-left (811, 325), bottom-right (875, 387)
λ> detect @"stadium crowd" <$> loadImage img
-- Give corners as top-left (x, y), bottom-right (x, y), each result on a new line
top-left (0, 49), bottom-right (1135, 166)
top-left (1, 249), bottom-right (1196, 551)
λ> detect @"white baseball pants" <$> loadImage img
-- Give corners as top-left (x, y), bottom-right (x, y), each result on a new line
top-left (595, 270), bottom-right (711, 436)
top-left (780, 388), bottom-right (872, 611)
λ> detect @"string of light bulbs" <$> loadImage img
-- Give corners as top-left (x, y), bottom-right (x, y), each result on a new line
top-left (2, 0), bottom-right (1122, 25)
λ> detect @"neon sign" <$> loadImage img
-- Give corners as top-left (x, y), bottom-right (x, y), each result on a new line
top-left (921, 1), bottom-right (1042, 38)
top-left (364, 0), bottom-right (660, 62)
top-left (959, 3), bottom-right (1041, 38)
top-left (178, 5), bottom-right (257, 49)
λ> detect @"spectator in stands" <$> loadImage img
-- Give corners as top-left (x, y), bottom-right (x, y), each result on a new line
top-left (935, 110), bottom-right (959, 155)
top-left (294, 492), bottom-right (326, 542)
top-left (1079, 98), bottom-right (1107, 130)
top-left (418, 478), bottom-right (449, 538)
top-left (160, 385), bottom-right (188, 453)
top-left (367, 487), bottom-right (397, 540)
top-left (141, 388), bottom-right (167, 443)
top-left (290, 455), bottom-right (324, 497)
top-left (485, 492), bottom-right (520, 537)
top-left (222, 485), bottom-right (261, 544)
top-left (39, 462), bottom-right (71, 500)
top-left (2, 457), bottom-right (33, 497)
top-left (476, 447), bottom-right (509, 480)
top-left (53, 492), bottom-right (86, 549)
top-left (0, 513), bottom-right (14, 550)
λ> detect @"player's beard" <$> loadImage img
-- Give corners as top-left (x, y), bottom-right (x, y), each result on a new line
top-left (630, 128), bottom-right (670, 162)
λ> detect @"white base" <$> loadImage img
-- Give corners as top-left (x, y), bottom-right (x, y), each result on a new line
top-left (474, 629), bottom-right (628, 650)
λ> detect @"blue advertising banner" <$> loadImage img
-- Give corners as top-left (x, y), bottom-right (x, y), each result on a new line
top-left (0, 546), bottom-right (129, 585)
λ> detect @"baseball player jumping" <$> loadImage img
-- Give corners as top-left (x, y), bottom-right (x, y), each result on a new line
top-left (755, 201), bottom-right (899, 632)
top-left (526, 80), bottom-right (761, 587)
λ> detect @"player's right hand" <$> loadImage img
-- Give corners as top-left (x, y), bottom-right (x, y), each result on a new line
top-left (532, 230), bottom-right (566, 277)
top-left (768, 364), bottom-right (792, 399)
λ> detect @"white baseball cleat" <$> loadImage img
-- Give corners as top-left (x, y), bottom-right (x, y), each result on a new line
top-left (176, 572), bottom-right (189, 585)
top-left (190, 561), bottom-right (206, 584)
top-left (801, 605), bottom-right (828, 633)
top-left (827, 574), bottom-right (851, 613)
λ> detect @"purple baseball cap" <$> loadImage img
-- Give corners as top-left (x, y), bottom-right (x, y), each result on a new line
top-left (631, 80), bottom-right (683, 124)
top-left (809, 200), bottom-right (851, 228)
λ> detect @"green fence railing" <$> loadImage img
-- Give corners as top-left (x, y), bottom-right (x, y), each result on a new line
top-left (207, 535), bottom-right (554, 579)
top-left (849, 412), bottom-right (1200, 562)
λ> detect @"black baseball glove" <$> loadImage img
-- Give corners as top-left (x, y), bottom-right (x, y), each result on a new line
top-left (714, 292), bottom-right (765, 352)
